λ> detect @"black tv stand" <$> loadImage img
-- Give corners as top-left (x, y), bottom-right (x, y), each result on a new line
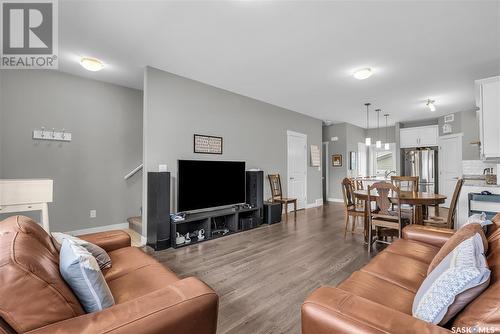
top-left (170, 206), bottom-right (262, 248)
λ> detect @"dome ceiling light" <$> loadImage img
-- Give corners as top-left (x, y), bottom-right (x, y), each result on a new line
top-left (353, 68), bottom-right (373, 80)
top-left (80, 57), bottom-right (105, 72)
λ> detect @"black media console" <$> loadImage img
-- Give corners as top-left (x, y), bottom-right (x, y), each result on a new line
top-left (171, 206), bottom-right (262, 248)
top-left (171, 170), bottom-right (264, 249)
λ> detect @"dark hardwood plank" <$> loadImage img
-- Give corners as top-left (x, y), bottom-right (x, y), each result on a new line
top-left (150, 203), bottom-right (372, 334)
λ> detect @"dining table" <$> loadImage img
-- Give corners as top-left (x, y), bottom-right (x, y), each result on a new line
top-left (353, 189), bottom-right (447, 241)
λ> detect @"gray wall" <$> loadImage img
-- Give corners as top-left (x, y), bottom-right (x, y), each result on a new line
top-left (0, 70), bottom-right (3, 178)
top-left (0, 70), bottom-right (143, 232)
top-left (400, 118), bottom-right (438, 128)
top-left (323, 123), bottom-right (347, 199)
top-left (438, 110), bottom-right (480, 160)
top-left (322, 122), bottom-right (366, 199)
top-left (143, 66), bottom-right (323, 229)
top-left (365, 126), bottom-right (396, 144)
top-left (322, 123), bottom-right (400, 199)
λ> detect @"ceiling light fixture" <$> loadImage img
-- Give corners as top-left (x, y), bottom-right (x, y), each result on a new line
top-left (375, 109), bottom-right (382, 148)
top-left (80, 57), bottom-right (105, 72)
top-left (364, 103), bottom-right (371, 146)
top-left (426, 99), bottom-right (436, 112)
top-left (384, 114), bottom-right (390, 150)
top-left (353, 68), bottom-right (373, 80)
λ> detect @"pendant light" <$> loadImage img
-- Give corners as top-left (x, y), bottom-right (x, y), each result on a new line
top-left (384, 114), bottom-right (390, 150)
top-left (364, 103), bottom-right (371, 146)
top-left (375, 109), bottom-right (382, 148)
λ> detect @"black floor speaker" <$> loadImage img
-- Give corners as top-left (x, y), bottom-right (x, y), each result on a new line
top-left (246, 170), bottom-right (264, 209)
top-left (147, 172), bottom-right (170, 250)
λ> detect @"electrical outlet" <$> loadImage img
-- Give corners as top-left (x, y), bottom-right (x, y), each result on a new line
top-left (90, 210), bottom-right (97, 218)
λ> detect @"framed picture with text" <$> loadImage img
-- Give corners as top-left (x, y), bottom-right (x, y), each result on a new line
top-left (193, 134), bottom-right (223, 154)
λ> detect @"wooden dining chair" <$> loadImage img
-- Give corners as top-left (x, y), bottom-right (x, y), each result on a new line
top-left (354, 179), bottom-right (365, 209)
top-left (341, 178), bottom-right (365, 237)
top-left (391, 176), bottom-right (419, 192)
top-left (367, 181), bottom-right (408, 253)
top-left (391, 176), bottom-right (419, 224)
top-left (424, 178), bottom-right (464, 229)
top-left (268, 174), bottom-right (297, 221)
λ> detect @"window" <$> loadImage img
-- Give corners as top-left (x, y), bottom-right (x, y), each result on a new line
top-left (376, 151), bottom-right (394, 174)
top-left (368, 143), bottom-right (396, 176)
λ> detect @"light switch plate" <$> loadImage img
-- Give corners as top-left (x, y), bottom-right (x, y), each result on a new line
top-left (90, 210), bottom-right (96, 218)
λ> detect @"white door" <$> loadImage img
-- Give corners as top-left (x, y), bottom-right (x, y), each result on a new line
top-left (439, 134), bottom-right (463, 207)
top-left (287, 131), bottom-right (307, 210)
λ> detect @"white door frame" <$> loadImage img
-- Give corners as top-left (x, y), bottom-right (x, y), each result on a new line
top-left (438, 133), bottom-right (463, 207)
top-left (287, 130), bottom-right (308, 210)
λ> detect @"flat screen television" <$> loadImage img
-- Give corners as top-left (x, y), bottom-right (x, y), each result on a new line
top-left (178, 160), bottom-right (246, 212)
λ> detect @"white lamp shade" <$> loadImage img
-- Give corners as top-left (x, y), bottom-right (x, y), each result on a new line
top-left (376, 140), bottom-right (382, 148)
top-left (365, 137), bottom-right (371, 146)
top-left (384, 143), bottom-right (390, 150)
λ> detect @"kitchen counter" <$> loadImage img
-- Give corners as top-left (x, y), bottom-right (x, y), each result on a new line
top-left (355, 177), bottom-right (392, 182)
top-left (462, 174), bottom-right (499, 188)
top-left (463, 181), bottom-right (500, 187)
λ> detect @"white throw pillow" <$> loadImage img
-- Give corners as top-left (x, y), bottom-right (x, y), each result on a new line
top-left (59, 239), bottom-right (115, 313)
top-left (52, 232), bottom-right (111, 270)
top-left (413, 233), bottom-right (490, 325)
top-left (465, 213), bottom-right (493, 228)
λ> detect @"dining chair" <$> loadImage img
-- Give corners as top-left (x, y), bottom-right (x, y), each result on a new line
top-left (391, 176), bottom-right (419, 192)
top-left (341, 178), bottom-right (365, 237)
top-left (354, 179), bottom-right (365, 209)
top-left (367, 181), bottom-right (408, 253)
top-left (391, 176), bottom-right (419, 224)
top-left (424, 178), bottom-right (464, 229)
top-left (268, 174), bottom-right (297, 221)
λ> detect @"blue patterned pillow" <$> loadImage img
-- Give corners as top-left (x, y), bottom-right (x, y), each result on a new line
top-left (413, 233), bottom-right (490, 325)
top-left (59, 239), bottom-right (115, 313)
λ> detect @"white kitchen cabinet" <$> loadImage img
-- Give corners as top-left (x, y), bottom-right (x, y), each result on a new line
top-left (400, 125), bottom-right (438, 148)
top-left (476, 76), bottom-right (500, 160)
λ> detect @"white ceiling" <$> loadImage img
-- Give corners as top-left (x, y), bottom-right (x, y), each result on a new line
top-left (59, 0), bottom-right (500, 127)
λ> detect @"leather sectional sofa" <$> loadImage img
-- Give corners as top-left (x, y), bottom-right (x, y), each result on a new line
top-left (0, 216), bottom-right (218, 334)
top-left (302, 214), bottom-right (500, 334)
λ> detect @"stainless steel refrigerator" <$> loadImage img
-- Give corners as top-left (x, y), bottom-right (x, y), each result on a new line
top-left (402, 148), bottom-right (438, 193)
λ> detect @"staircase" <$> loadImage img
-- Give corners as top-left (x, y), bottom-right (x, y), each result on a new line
top-left (127, 216), bottom-right (142, 234)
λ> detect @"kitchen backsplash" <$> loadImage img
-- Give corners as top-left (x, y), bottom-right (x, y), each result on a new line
top-left (462, 160), bottom-right (497, 176)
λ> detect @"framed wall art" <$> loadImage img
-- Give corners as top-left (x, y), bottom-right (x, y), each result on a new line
top-left (332, 154), bottom-right (342, 167)
top-left (349, 151), bottom-right (357, 171)
top-left (310, 145), bottom-right (320, 167)
top-left (193, 134), bottom-right (223, 154)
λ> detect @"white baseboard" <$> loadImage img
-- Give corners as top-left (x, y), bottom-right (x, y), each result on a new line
top-left (306, 198), bottom-right (324, 209)
top-left (328, 198), bottom-right (343, 203)
top-left (65, 223), bottom-right (129, 236)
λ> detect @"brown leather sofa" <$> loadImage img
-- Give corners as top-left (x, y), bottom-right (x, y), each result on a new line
top-left (0, 216), bottom-right (218, 334)
top-left (302, 214), bottom-right (500, 334)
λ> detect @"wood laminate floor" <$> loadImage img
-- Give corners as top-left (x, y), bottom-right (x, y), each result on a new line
top-left (151, 203), bottom-right (373, 334)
